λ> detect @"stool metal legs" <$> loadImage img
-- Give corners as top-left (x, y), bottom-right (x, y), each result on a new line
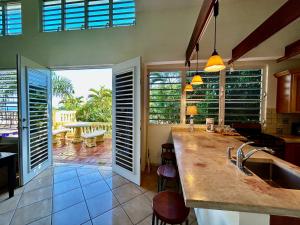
top-left (152, 213), bottom-right (189, 225)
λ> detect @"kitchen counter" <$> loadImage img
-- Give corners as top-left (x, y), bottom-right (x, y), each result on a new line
top-left (271, 134), bottom-right (300, 144)
top-left (172, 128), bottom-right (300, 218)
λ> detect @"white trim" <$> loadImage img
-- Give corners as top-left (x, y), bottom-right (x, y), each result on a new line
top-left (17, 55), bottom-right (52, 185)
top-left (112, 57), bottom-right (141, 185)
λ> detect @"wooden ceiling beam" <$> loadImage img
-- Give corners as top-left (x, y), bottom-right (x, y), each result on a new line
top-left (185, 0), bottom-right (216, 63)
top-left (228, 0), bottom-right (300, 65)
top-left (277, 39), bottom-right (300, 62)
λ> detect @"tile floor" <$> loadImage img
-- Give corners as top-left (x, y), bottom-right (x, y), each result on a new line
top-left (53, 138), bottom-right (112, 166)
top-left (0, 163), bottom-right (198, 225)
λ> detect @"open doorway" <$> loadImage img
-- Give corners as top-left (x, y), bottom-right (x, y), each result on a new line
top-left (0, 56), bottom-right (141, 188)
top-left (51, 68), bottom-right (113, 166)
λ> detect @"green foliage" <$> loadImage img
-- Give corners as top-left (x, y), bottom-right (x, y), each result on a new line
top-left (149, 72), bottom-right (181, 124)
top-left (52, 73), bottom-right (74, 98)
top-left (76, 86), bottom-right (112, 122)
top-left (59, 96), bottom-right (84, 111)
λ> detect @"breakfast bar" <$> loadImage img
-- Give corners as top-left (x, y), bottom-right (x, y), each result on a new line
top-left (172, 128), bottom-right (300, 225)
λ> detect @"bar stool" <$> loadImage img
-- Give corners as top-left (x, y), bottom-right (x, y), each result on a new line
top-left (157, 164), bottom-right (177, 192)
top-left (161, 143), bottom-right (176, 165)
top-left (152, 191), bottom-right (190, 225)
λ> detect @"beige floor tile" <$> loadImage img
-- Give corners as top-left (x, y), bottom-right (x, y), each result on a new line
top-left (27, 216), bottom-right (51, 225)
top-left (11, 198), bottom-right (52, 225)
top-left (18, 186), bottom-right (52, 208)
top-left (143, 191), bottom-right (156, 203)
top-left (122, 194), bottom-right (152, 224)
top-left (105, 175), bottom-right (129, 189)
top-left (0, 210), bottom-right (14, 225)
top-left (86, 191), bottom-right (119, 219)
top-left (136, 215), bottom-right (152, 225)
top-left (113, 183), bottom-right (143, 204)
top-left (99, 169), bottom-right (116, 179)
top-left (190, 219), bottom-right (199, 225)
top-left (0, 194), bottom-right (21, 215)
top-left (24, 175), bottom-right (53, 193)
top-left (92, 206), bottom-right (133, 225)
top-left (34, 167), bottom-right (53, 180)
top-left (14, 186), bottom-right (25, 196)
top-left (188, 209), bottom-right (197, 224)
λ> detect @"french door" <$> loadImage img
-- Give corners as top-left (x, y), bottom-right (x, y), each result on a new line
top-left (17, 55), bottom-right (52, 185)
top-left (112, 57), bottom-right (141, 185)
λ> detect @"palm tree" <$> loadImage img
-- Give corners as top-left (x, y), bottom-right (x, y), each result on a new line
top-left (52, 73), bottom-right (74, 98)
top-left (88, 86), bottom-right (112, 104)
top-left (59, 95), bottom-right (84, 111)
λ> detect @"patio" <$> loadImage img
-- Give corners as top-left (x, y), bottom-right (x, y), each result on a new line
top-left (53, 137), bottom-right (112, 166)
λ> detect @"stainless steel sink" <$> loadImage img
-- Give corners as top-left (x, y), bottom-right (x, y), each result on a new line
top-left (244, 161), bottom-right (300, 190)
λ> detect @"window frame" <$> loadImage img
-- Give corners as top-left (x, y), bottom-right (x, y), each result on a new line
top-left (0, 1), bottom-right (22, 36)
top-left (41, 0), bottom-right (136, 32)
top-left (148, 71), bottom-right (182, 125)
top-left (147, 65), bottom-right (266, 126)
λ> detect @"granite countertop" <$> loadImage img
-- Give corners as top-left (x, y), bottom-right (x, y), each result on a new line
top-left (172, 129), bottom-right (300, 217)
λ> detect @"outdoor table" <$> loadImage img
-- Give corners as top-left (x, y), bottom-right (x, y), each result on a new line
top-left (63, 122), bottom-right (91, 143)
top-left (0, 152), bottom-right (16, 198)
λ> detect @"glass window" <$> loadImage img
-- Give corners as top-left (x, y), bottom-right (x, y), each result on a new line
top-left (225, 69), bottom-right (263, 124)
top-left (186, 71), bottom-right (220, 124)
top-left (149, 72), bottom-right (181, 124)
top-left (42, 0), bottom-right (136, 32)
top-left (0, 2), bottom-right (22, 36)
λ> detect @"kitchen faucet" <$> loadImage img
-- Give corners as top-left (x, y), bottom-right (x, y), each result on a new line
top-left (228, 141), bottom-right (275, 174)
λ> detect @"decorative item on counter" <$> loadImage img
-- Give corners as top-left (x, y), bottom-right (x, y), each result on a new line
top-left (206, 118), bottom-right (215, 132)
top-left (214, 125), bottom-right (224, 133)
top-left (186, 106), bottom-right (198, 132)
top-left (222, 125), bottom-right (239, 136)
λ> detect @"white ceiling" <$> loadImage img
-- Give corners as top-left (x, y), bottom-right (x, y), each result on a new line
top-left (136, 0), bottom-right (300, 60)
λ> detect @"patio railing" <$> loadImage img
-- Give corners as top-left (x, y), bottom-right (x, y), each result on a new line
top-left (53, 110), bottom-right (112, 137)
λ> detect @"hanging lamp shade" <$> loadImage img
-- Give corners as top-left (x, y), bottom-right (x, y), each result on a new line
top-left (186, 105), bottom-right (198, 116)
top-left (191, 74), bottom-right (203, 85)
top-left (184, 83), bottom-right (193, 92)
top-left (204, 1), bottom-right (225, 73)
top-left (204, 50), bottom-right (226, 72)
top-left (192, 43), bottom-right (204, 85)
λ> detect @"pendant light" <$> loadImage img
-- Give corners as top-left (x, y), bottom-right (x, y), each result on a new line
top-left (204, 0), bottom-right (226, 72)
top-left (191, 43), bottom-right (204, 85)
top-left (184, 61), bottom-right (193, 92)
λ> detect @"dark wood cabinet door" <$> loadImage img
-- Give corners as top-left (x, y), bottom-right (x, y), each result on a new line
top-left (291, 73), bottom-right (300, 113)
top-left (284, 143), bottom-right (300, 166)
top-left (271, 215), bottom-right (300, 225)
top-left (276, 74), bottom-right (292, 113)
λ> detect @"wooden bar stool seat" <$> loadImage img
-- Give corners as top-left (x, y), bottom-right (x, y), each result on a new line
top-left (161, 143), bottom-right (176, 165)
top-left (152, 191), bottom-right (190, 225)
top-left (157, 164), bottom-right (177, 192)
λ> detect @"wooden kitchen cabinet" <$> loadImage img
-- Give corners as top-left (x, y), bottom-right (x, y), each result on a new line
top-left (274, 69), bottom-right (300, 113)
top-left (271, 141), bottom-right (300, 225)
top-left (284, 143), bottom-right (300, 167)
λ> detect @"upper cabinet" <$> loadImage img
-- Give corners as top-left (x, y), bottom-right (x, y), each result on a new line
top-left (274, 69), bottom-right (300, 113)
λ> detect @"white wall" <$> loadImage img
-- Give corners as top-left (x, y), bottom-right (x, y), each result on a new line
top-left (0, 0), bottom-right (199, 68)
top-left (194, 208), bottom-right (270, 225)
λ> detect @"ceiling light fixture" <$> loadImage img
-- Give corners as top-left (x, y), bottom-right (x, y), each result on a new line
top-left (184, 61), bottom-right (194, 92)
top-left (191, 43), bottom-right (204, 85)
top-left (204, 0), bottom-right (226, 72)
